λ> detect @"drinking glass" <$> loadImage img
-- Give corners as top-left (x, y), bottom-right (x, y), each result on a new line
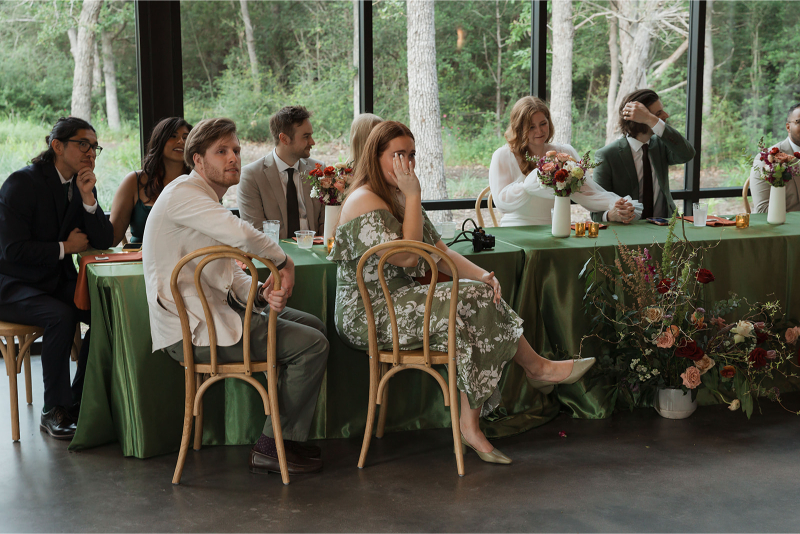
top-left (263, 220), bottom-right (281, 242)
top-left (693, 203), bottom-right (708, 227)
top-left (295, 230), bottom-right (316, 249)
top-left (441, 221), bottom-right (456, 239)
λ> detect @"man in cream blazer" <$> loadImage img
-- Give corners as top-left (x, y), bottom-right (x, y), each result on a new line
top-left (238, 106), bottom-right (325, 238)
top-left (143, 118), bottom-right (328, 476)
top-left (750, 104), bottom-right (800, 213)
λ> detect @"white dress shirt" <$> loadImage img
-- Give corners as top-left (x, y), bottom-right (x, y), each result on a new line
top-left (56, 167), bottom-right (98, 259)
top-left (273, 149), bottom-right (310, 231)
top-left (489, 143), bottom-right (632, 226)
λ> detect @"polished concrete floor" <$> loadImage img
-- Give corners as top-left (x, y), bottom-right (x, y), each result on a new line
top-left (2, 356), bottom-right (799, 532)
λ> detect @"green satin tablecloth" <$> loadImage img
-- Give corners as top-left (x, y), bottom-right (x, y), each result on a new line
top-left (69, 238), bottom-right (561, 458)
top-left (487, 213), bottom-right (800, 418)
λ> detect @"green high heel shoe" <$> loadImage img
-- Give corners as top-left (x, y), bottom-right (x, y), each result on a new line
top-left (458, 433), bottom-right (512, 465)
top-left (528, 357), bottom-right (596, 394)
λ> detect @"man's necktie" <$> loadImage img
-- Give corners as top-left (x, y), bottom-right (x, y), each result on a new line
top-left (63, 181), bottom-right (72, 207)
top-left (285, 168), bottom-right (301, 237)
top-left (641, 143), bottom-right (654, 219)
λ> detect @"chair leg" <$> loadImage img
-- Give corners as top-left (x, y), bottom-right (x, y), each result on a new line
top-left (3, 336), bottom-right (21, 442)
top-left (358, 355), bottom-right (380, 468)
top-left (267, 364), bottom-right (290, 485)
top-left (449, 362), bottom-right (465, 477)
top-left (172, 370), bottom-right (196, 485)
top-left (193, 373), bottom-right (204, 451)
top-left (23, 335), bottom-right (33, 405)
top-left (376, 363), bottom-right (389, 439)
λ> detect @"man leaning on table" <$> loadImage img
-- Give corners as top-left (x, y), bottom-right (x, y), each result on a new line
top-left (142, 117), bottom-right (329, 475)
top-left (591, 89), bottom-right (696, 222)
top-left (750, 103), bottom-right (800, 213)
top-left (0, 116), bottom-right (114, 440)
top-left (237, 105), bottom-right (325, 238)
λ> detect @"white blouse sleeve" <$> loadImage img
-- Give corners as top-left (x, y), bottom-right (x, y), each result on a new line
top-left (489, 146), bottom-right (537, 213)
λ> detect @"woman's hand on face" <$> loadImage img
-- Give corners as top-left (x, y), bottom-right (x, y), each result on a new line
top-left (480, 271), bottom-right (502, 304)
top-left (391, 153), bottom-right (421, 199)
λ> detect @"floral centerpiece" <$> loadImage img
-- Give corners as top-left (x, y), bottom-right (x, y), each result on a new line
top-left (305, 162), bottom-right (353, 246)
top-left (580, 212), bottom-right (799, 418)
top-left (750, 137), bottom-right (800, 224)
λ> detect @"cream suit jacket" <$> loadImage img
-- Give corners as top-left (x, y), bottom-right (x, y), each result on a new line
top-left (237, 152), bottom-right (325, 238)
top-left (749, 137), bottom-right (800, 213)
top-left (143, 171), bottom-right (287, 351)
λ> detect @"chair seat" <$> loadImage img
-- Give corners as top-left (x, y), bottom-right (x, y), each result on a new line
top-left (0, 321), bottom-right (42, 337)
top-left (179, 360), bottom-right (271, 374)
top-left (375, 349), bottom-right (451, 366)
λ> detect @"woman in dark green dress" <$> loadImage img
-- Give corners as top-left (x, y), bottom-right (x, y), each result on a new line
top-left (110, 117), bottom-right (192, 245)
top-left (329, 121), bottom-right (595, 464)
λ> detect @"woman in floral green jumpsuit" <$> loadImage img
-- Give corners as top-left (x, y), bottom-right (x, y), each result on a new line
top-left (329, 121), bottom-right (594, 464)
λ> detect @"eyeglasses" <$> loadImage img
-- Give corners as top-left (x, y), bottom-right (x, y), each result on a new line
top-left (63, 139), bottom-right (103, 155)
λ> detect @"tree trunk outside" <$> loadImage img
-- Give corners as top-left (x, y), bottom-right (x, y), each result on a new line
top-left (239, 0), bottom-right (260, 92)
top-left (494, 0), bottom-right (503, 131)
top-left (71, 0), bottom-right (103, 121)
top-left (407, 0), bottom-right (448, 210)
top-left (702, 0), bottom-right (714, 117)
top-left (101, 30), bottom-right (120, 131)
top-left (605, 14), bottom-right (620, 143)
top-left (550, 0), bottom-right (573, 145)
top-left (353, 0), bottom-right (359, 119)
top-left (92, 40), bottom-right (102, 96)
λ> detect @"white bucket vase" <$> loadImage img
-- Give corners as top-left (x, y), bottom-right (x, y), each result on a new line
top-left (767, 185), bottom-right (786, 225)
top-left (654, 387), bottom-right (697, 419)
top-left (324, 204), bottom-right (341, 243)
top-left (552, 195), bottom-right (571, 238)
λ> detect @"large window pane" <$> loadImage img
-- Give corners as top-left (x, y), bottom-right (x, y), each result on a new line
top-left (181, 0), bottom-right (355, 207)
top-left (0, 1), bottom-right (140, 210)
top-left (699, 0), bottom-right (800, 216)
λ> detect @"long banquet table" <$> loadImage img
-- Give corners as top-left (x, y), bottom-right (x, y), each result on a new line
top-left (69, 213), bottom-right (800, 458)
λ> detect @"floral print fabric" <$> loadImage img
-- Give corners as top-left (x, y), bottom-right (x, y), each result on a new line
top-left (328, 208), bottom-right (524, 415)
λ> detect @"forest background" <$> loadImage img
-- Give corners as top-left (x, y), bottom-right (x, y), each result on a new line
top-left (1, 0), bottom-right (799, 218)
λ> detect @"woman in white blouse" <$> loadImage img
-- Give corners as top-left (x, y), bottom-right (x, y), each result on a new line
top-left (489, 96), bottom-right (636, 226)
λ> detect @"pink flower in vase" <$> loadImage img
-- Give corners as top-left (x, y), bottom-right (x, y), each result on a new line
top-left (541, 162), bottom-right (557, 173)
top-left (320, 176), bottom-right (333, 189)
top-left (334, 179), bottom-right (346, 192)
top-left (545, 150), bottom-right (557, 157)
top-left (680, 366), bottom-right (702, 389)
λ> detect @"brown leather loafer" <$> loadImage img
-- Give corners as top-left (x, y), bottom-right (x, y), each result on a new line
top-left (249, 447), bottom-right (323, 475)
top-left (40, 406), bottom-right (77, 440)
top-left (285, 440), bottom-right (321, 458)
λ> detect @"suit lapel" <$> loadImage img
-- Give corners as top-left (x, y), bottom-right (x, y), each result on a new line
top-left (263, 153), bottom-right (288, 225)
top-left (617, 139), bottom-right (640, 200)
top-left (44, 163), bottom-right (69, 227)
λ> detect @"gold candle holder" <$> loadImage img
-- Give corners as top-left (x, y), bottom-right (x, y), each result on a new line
top-left (574, 222), bottom-right (586, 237)
top-left (587, 222), bottom-right (600, 238)
top-left (735, 213), bottom-right (750, 229)
top-left (327, 237), bottom-right (335, 253)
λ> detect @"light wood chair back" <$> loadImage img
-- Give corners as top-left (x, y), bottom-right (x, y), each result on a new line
top-left (169, 245), bottom-right (289, 485)
top-left (742, 177), bottom-right (751, 214)
top-left (355, 240), bottom-right (464, 476)
top-left (475, 185), bottom-right (498, 228)
top-left (0, 321), bottom-right (42, 441)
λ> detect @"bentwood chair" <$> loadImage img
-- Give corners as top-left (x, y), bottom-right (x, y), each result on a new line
top-left (475, 185), bottom-right (499, 228)
top-left (170, 246), bottom-right (289, 485)
top-left (356, 240), bottom-right (464, 476)
top-left (742, 177), bottom-right (751, 214)
top-left (0, 320), bottom-right (43, 441)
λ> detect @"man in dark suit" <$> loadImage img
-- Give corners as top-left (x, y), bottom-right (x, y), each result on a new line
top-left (237, 106), bottom-right (325, 238)
top-left (0, 117), bottom-right (114, 440)
top-left (591, 89), bottom-right (696, 222)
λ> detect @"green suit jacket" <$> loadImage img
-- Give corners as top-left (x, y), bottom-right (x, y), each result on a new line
top-left (590, 123), bottom-right (695, 222)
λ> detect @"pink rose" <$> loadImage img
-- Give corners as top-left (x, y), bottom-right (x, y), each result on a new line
top-left (541, 162), bottom-right (557, 173)
top-left (680, 366), bottom-right (702, 389)
top-left (320, 176), bottom-right (333, 189)
top-left (656, 330), bottom-right (675, 348)
top-left (766, 350), bottom-right (777, 360)
top-left (334, 179), bottom-right (346, 192)
top-left (773, 152), bottom-right (794, 164)
top-left (785, 326), bottom-right (800, 344)
top-left (545, 150), bottom-right (557, 157)
top-left (694, 355), bottom-right (716, 375)
top-left (556, 152), bottom-right (572, 162)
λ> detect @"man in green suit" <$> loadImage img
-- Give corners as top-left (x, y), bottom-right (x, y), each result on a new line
top-left (591, 89), bottom-right (695, 222)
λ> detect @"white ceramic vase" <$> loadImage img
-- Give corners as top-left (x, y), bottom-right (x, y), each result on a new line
top-left (552, 195), bottom-right (571, 238)
top-left (654, 387), bottom-right (697, 419)
top-left (767, 185), bottom-right (786, 225)
top-left (324, 204), bottom-right (341, 243)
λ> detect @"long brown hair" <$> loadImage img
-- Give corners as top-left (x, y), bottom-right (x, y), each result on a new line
top-left (504, 96), bottom-right (554, 174)
top-left (349, 113), bottom-right (384, 171)
top-left (345, 121), bottom-right (414, 224)
top-left (141, 117), bottom-right (192, 200)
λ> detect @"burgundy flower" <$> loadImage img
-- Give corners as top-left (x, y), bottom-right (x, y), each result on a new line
top-left (696, 268), bottom-right (715, 284)
top-left (554, 169), bottom-right (569, 183)
top-left (656, 278), bottom-right (674, 294)
top-left (748, 348), bottom-right (768, 369)
top-left (720, 365), bottom-right (736, 378)
top-left (755, 326), bottom-right (769, 345)
top-left (794, 152), bottom-right (800, 158)
top-left (770, 147), bottom-right (780, 155)
top-left (674, 339), bottom-right (705, 361)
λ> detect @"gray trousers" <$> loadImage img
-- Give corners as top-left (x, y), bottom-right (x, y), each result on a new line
top-left (165, 306), bottom-right (329, 442)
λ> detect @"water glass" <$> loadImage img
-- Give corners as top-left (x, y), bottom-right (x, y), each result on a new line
top-left (587, 222), bottom-right (600, 238)
top-left (441, 221), bottom-right (456, 239)
top-left (263, 220), bottom-right (281, 242)
top-left (735, 213), bottom-right (750, 229)
top-left (574, 222), bottom-right (586, 237)
top-left (693, 203), bottom-right (708, 227)
top-left (295, 230), bottom-right (316, 249)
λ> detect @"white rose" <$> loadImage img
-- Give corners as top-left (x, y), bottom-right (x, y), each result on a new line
top-left (557, 181), bottom-right (566, 190)
top-left (732, 320), bottom-right (754, 344)
top-left (728, 399), bottom-right (741, 411)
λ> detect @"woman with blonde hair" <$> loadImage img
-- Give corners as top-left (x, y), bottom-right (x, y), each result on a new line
top-left (349, 113), bottom-right (384, 171)
top-left (329, 121), bottom-right (594, 465)
top-left (489, 96), bottom-right (636, 226)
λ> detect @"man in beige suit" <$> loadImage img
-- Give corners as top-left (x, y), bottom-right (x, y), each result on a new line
top-left (238, 106), bottom-right (325, 238)
top-left (750, 104), bottom-right (800, 213)
top-left (143, 118), bottom-right (328, 476)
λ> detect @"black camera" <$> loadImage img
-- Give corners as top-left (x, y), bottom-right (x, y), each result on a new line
top-left (472, 228), bottom-right (495, 252)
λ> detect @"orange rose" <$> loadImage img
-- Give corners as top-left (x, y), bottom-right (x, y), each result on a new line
top-left (320, 176), bottom-right (333, 188)
top-left (541, 162), bottom-right (557, 173)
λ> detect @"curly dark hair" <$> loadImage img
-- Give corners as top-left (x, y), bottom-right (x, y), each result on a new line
top-left (269, 106), bottom-right (312, 145)
top-left (31, 116), bottom-right (95, 164)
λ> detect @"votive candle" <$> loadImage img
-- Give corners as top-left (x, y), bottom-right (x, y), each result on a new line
top-left (574, 222), bottom-right (586, 237)
top-left (327, 237), bottom-right (335, 253)
top-left (735, 213), bottom-right (750, 229)
top-left (588, 222), bottom-right (600, 238)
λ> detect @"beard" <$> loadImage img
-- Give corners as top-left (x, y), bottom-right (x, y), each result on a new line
top-left (204, 162), bottom-right (240, 188)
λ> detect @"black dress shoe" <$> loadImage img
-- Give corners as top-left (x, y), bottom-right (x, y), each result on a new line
top-left (249, 447), bottom-right (323, 475)
top-left (40, 406), bottom-right (77, 440)
top-left (284, 440), bottom-right (321, 458)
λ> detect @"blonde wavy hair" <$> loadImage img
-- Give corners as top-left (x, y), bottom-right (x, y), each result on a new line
top-left (504, 96), bottom-right (554, 175)
top-left (349, 113), bottom-right (384, 172)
